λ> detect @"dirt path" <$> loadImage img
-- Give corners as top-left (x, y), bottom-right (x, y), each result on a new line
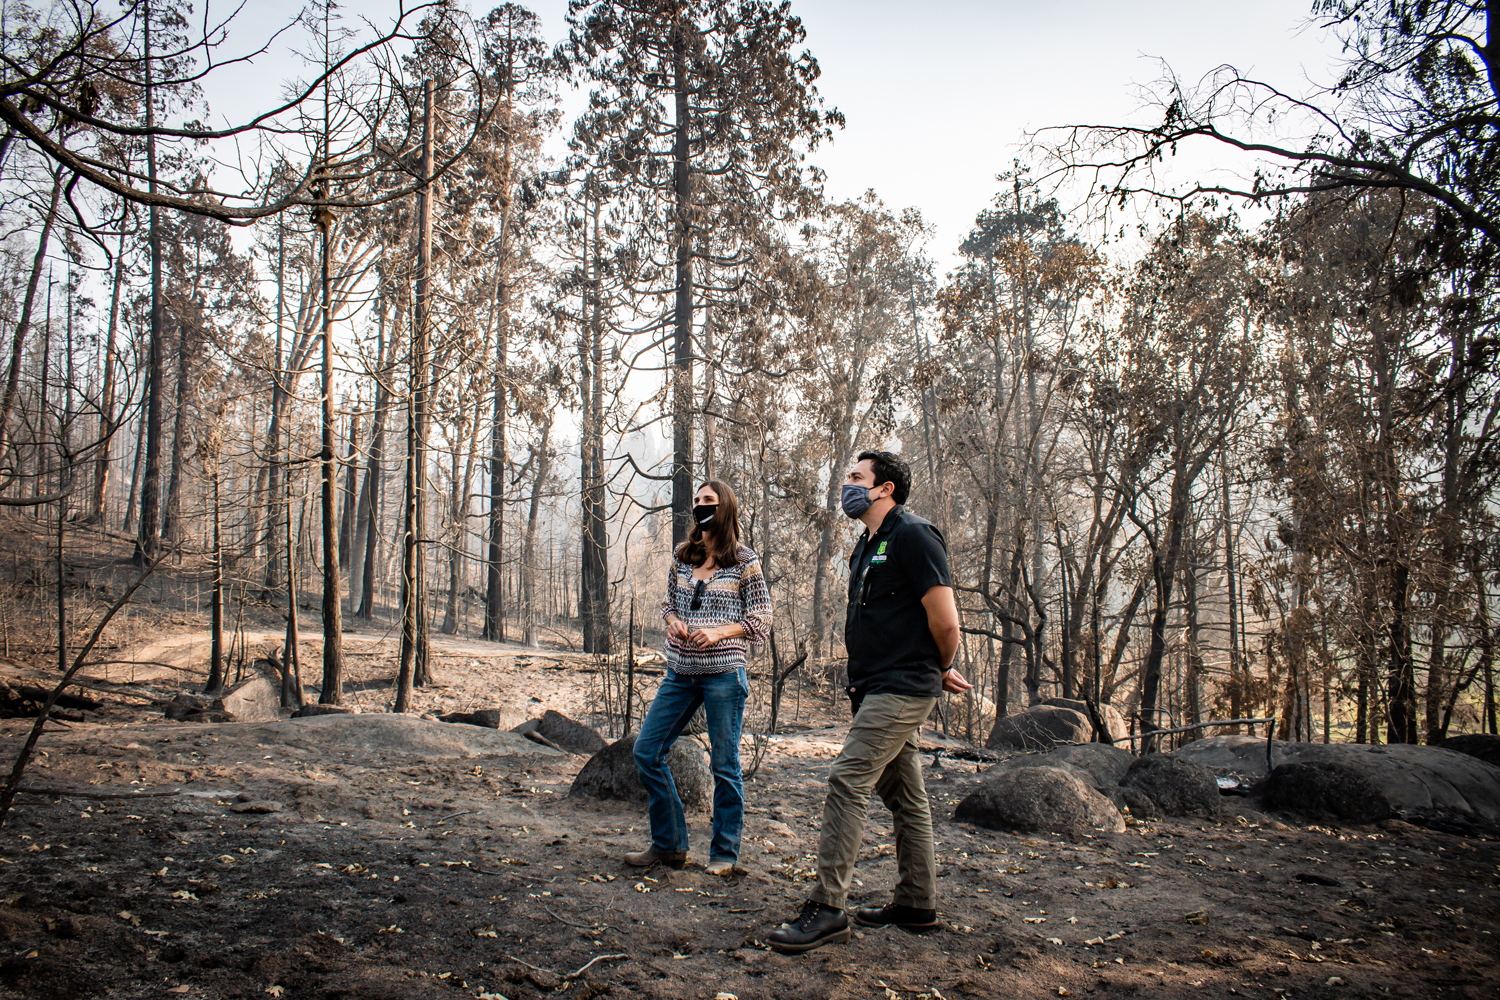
top-left (1, 696), bottom-right (1497, 1000)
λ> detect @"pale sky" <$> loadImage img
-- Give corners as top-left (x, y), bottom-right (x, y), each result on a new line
top-left (201, 0), bottom-right (1344, 273)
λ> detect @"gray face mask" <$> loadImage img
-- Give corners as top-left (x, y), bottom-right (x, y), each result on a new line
top-left (840, 483), bottom-right (873, 519)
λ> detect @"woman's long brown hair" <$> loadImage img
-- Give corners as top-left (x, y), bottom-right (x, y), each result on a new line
top-left (674, 479), bottom-right (742, 568)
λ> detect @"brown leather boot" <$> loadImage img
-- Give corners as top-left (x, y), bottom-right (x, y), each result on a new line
top-left (623, 847), bottom-right (687, 868)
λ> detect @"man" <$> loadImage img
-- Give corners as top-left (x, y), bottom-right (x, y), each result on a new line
top-left (766, 450), bottom-right (972, 954)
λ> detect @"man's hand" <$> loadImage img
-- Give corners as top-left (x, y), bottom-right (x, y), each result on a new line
top-left (941, 667), bottom-right (974, 695)
top-left (666, 615), bottom-right (691, 641)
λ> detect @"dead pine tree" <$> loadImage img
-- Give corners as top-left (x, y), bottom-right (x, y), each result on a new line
top-left (396, 79), bottom-right (436, 713)
top-left (313, 2), bottom-right (345, 706)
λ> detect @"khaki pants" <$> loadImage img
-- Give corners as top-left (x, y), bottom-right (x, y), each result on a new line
top-left (810, 693), bottom-right (938, 911)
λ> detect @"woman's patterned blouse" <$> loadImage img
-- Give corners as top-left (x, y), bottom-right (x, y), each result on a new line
top-left (660, 545), bottom-right (773, 674)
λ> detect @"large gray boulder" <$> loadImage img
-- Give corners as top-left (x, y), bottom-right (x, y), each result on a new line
top-left (986, 705), bottom-right (1092, 750)
top-left (215, 675), bottom-right (280, 722)
top-left (569, 732), bottom-right (711, 811)
top-left (1120, 753), bottom-right (1221, 818)
top-left (1173, 735), bottom-right (1500, 829)
top-left (989, 743), bottom-right (1135, 793)
top-left (1041, 698), bottom-right (1131, 742)
top-left (164, 673), bottom-right (280, 724)
top-left (1260, 761), bottom-right (1391, 824)
top-left (955, 766), bottom-right (1125, 837)
top-left (1050, 743), bottom-right (1136, 789)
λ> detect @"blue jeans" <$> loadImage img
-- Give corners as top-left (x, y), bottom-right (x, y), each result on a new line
top-left (633, 666), bottom-right (748, 863)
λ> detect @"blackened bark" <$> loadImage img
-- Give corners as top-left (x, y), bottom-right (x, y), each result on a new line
top-left (317, 209), bottom-right (344, 705)
top-left (580, 183), bottom-right (609, 653)
top-left (670, 20), bottom-right (695, 546)
top-left (205, 464), bottom-right (224, 693)
top-left (135, 10), bottom-right (165, 563)
top-left (1386, 561), bottom-right (1417, 744)
top-left (397, 80), bottom-right (434, 711)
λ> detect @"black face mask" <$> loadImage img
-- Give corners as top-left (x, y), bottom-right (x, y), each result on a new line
top-left (693, 503), bottom-right (718, 527)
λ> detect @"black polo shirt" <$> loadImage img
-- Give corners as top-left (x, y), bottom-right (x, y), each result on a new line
top-left (844, 505), bottom-right (952, 700)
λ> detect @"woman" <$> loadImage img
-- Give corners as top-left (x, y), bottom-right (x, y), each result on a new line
top-left (627, 479), bottom-right (772, 875)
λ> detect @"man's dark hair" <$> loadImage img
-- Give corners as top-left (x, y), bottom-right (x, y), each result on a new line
top-left (858, 450), bottom-right (911, 506)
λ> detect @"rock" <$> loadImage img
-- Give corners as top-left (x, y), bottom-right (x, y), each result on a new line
top-left (1259, 761), bottom-right (1392, 823)
top-left (987, 743), bottom-right (1135, 793)
top-left (536, 710), bottom-right (607, 755)
top-left (1040, 698), bottom-right (1131, 742)
top-left (163, 693), bottom-right (215, 722)
top-left (985, 705), bottom-right (1092, 750)
top-left (1437, 733), bottom-right (1500, 770)
top-left (1120, 753), bottom-right (1221, 818)
top-left (1172, 735), bottom-right (1500, 830)
top-left (1049, 743), bottom-right (1136, 789)
top-left (290, 704), bottom-right (355, 719)
top-left (569, 732), bottom-right (711, 811)
top-left (229, 800), bottom-right (284, 814)
top-left (954, 765), bottom-right (1125, 837)
top-left (511, 718), bottom-right (540, 736)
top-left (216, 675), bottom-right (280, 723)
top-left (441, 709), bottom-right (503, 729)
top-left (1109, 784), bottom-right (1159, 821)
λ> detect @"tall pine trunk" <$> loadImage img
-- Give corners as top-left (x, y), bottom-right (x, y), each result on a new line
top-left (580, 180), bottom-right (610, 654)
top-left (316, 191), bottom-right (345, 705)
top-left (484, 286), bottom-right (508, 641)
top-left (135, 8), bottom-right (165, 563)
top-left (670, 22), bottom-right (695, 545)
top-left (397, 81), bottom-right (435, 712)
top-left (484, 57), bottom-right (517, 644)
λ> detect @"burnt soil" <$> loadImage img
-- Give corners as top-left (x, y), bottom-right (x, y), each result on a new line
top-left (2, 671), bottom-right (1498, 1000)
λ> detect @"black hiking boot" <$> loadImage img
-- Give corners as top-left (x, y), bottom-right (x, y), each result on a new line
top-left (765, 901), bottom-right (851, 954)
top-left (852, 902), bottom-right (939, 933)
